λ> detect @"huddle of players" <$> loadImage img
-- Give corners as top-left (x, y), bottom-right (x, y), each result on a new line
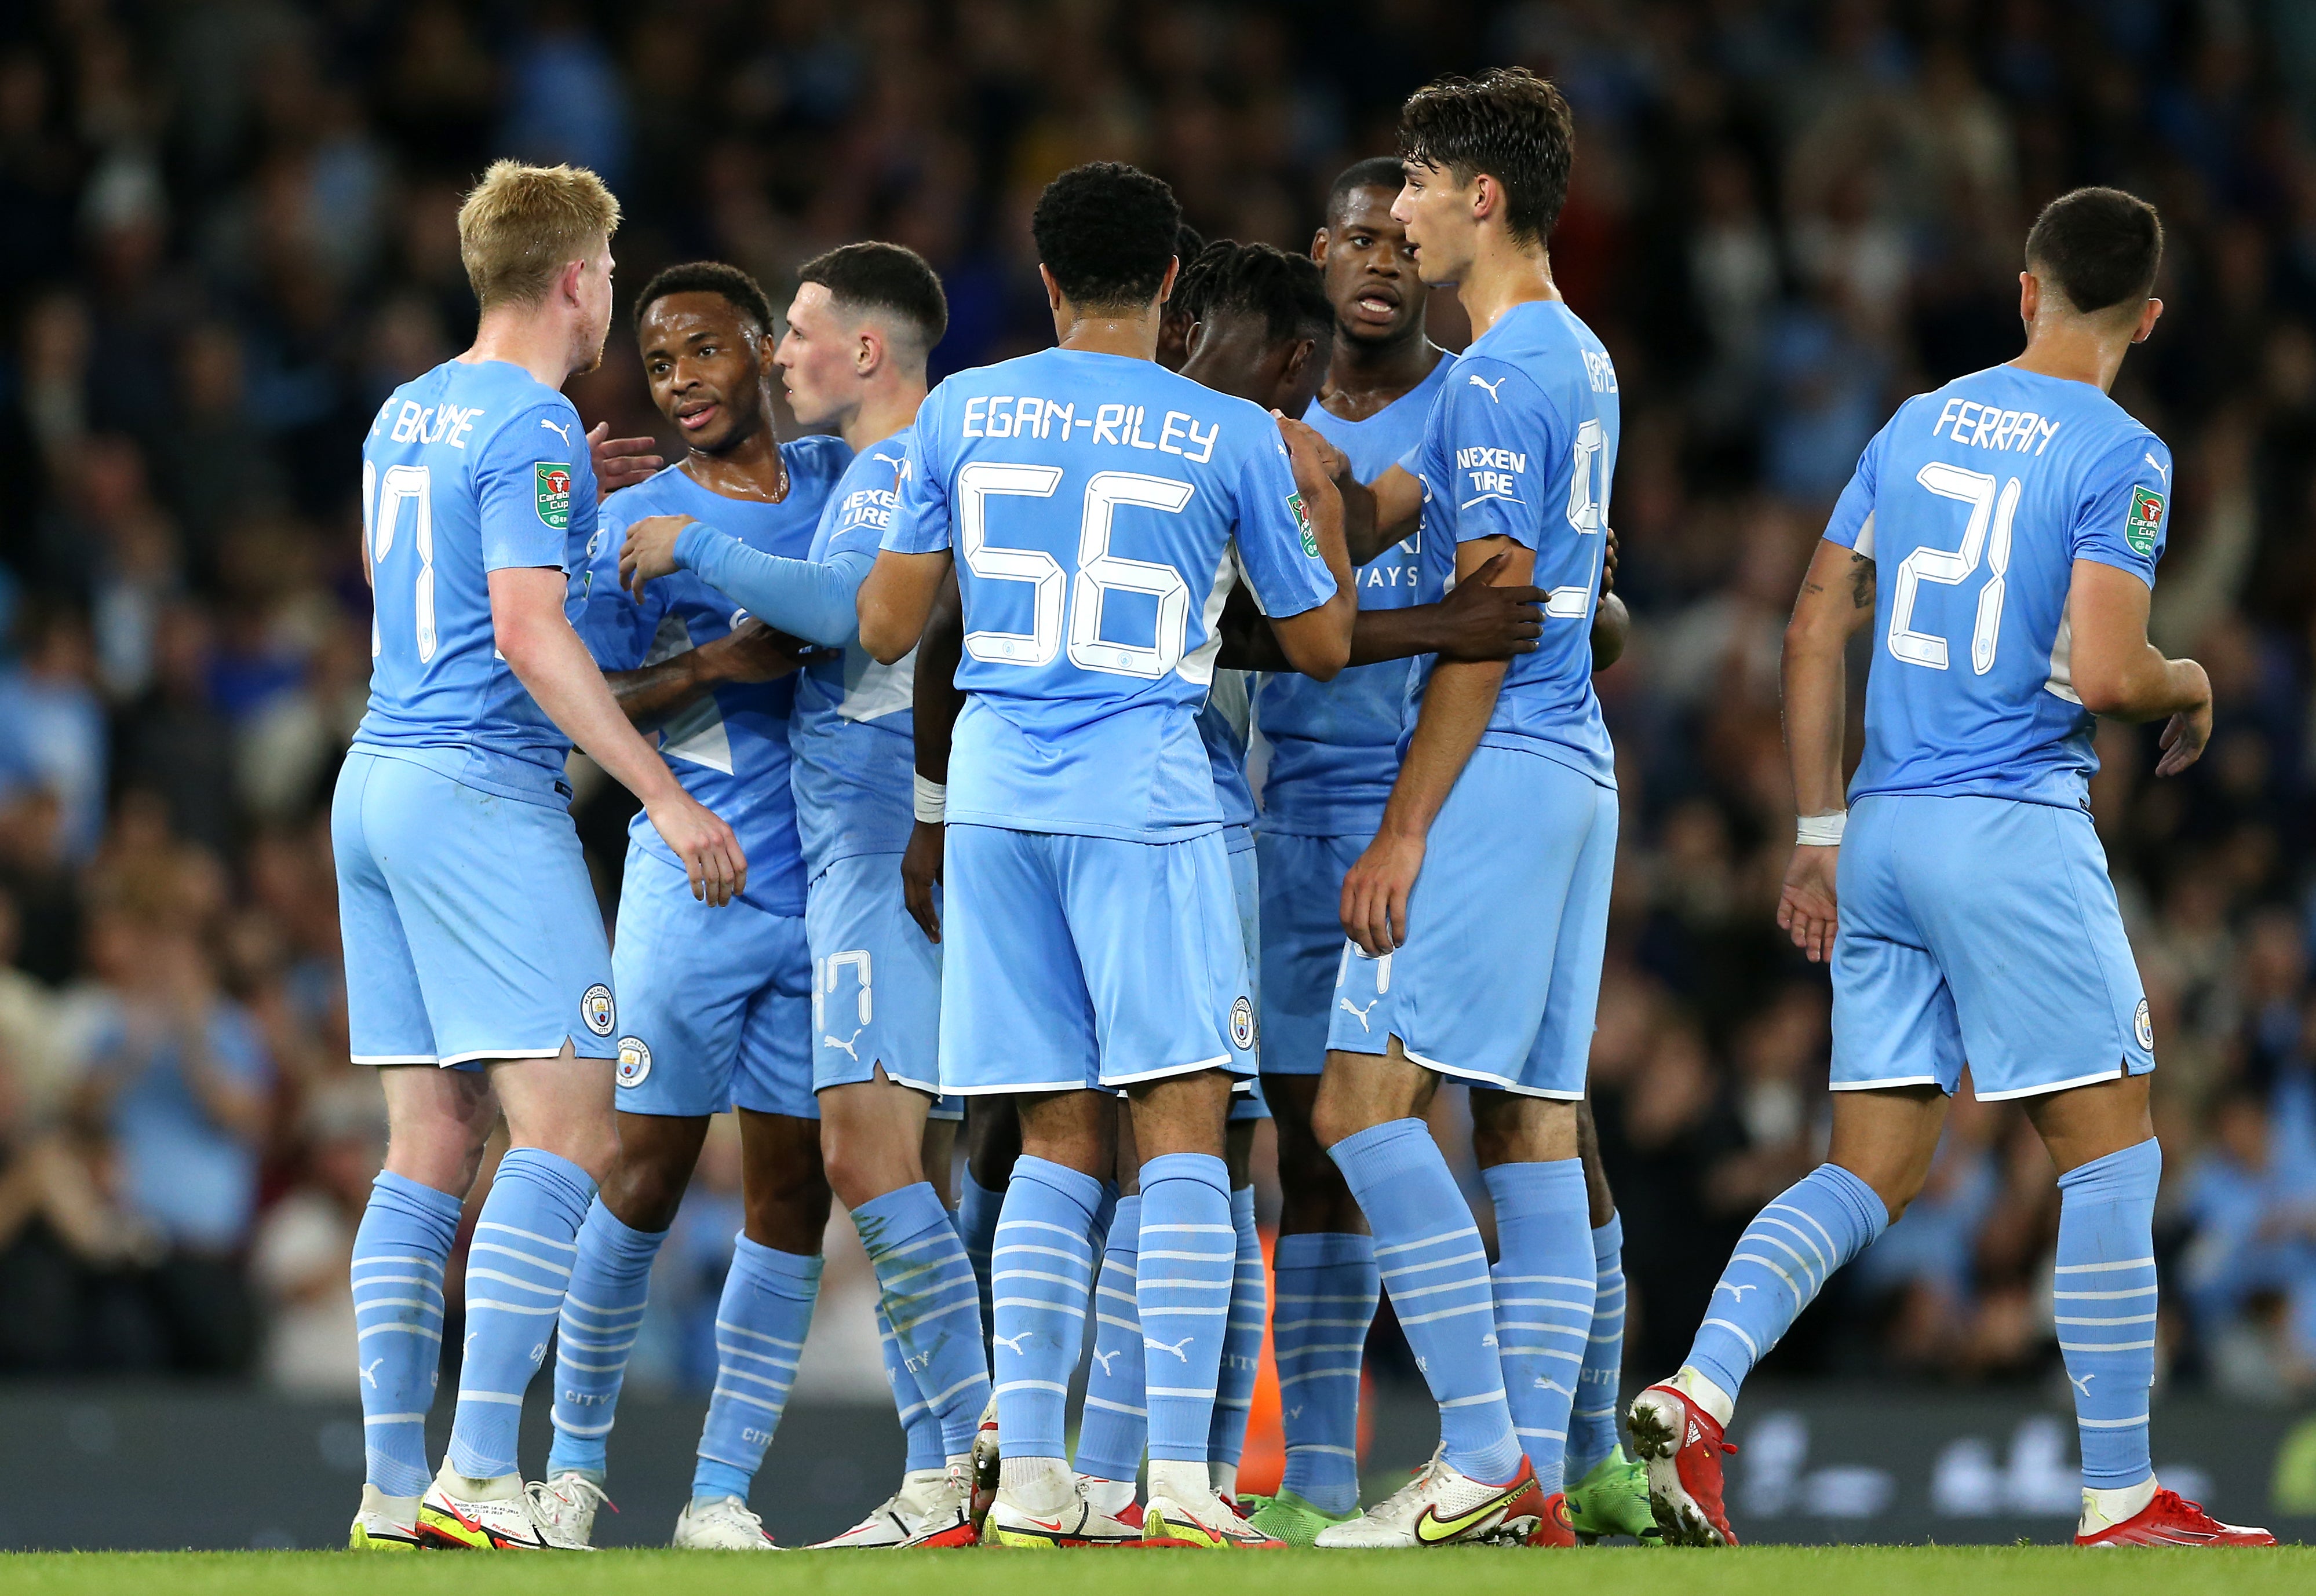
top-left (340, 59), bottom-right (2270, 1555)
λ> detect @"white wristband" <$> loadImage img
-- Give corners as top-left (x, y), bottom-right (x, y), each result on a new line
top-left (913, 775), bottom-right (946, 825)
top-left (1795, 811), bottom-right (1846, 846)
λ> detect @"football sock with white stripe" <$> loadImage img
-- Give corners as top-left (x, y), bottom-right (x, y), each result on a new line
top-left (546, 1200), bottom-right (666, 1482)
top-left (854, 1181), bottom-right (990, 1459)
top-left (1683, 1162), bottom-right (1888, 1404)
top-left (2055, 1137), bottom-right (2160, 1489)
top-left (1206, 1184), bottom-right (1265, 1485)
top-left (1272, 1231), bottom-right (1377, 1514)
top-left (1137, 1153), bottom-right (1235, 1467)
top-left (990, 1155), bottom-right (1103, 1465)
top-left (1568, 1211), bottom-right (1628, 1477)
top-left (447, 1148), bottom-right (594, 1480)
top-left (878, 1298), bottom-right (947, 1474)
top-left (352, 1172), bottom-right (460, 1499)
top-left (959, 1168), bottom-right (1004, 1351)
top-left (1484, 1159), bottom-right (1593, 1493)
top-left (1073, 1194), bottom-right (1146, 1484)
top-left (692, 1236), bottom-right (821, 1503)
top-left (1329, 1119), bottom-right (1524, 1485)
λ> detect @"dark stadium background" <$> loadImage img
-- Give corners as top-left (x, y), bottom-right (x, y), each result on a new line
top-left (0, 0), bottom-right (2312, 1547)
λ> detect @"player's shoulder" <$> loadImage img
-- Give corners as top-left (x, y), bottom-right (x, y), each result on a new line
top-left (782, 431), bottom-right (854, 487)
top-left (1454, 302), bottom-right (1606, 412)
top-left (600, 462), bottom-right (694, 529)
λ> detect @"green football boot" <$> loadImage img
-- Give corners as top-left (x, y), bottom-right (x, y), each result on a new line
top-left (1241, 1488), bottom-right (1364, 1547)
top-left (1566, 1447), bottom-right (1663, 1544)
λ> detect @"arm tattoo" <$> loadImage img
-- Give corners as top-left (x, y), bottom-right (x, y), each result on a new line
top-left (1848, 553), bottom-right (1876, 609)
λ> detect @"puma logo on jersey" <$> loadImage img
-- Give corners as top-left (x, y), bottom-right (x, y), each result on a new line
top-left (541, 417), bottom-right (574, 445)
top-left (2144, 452), bottom-right (2169, 484)
top-left (1338, 998), bottom-right (1378, 1032)
top-left (991, 1331), bottom-right (1033, 1354)
top-left (1144, 1335), bottom-right (1195, 1362)
top-left (824, 1026), bottom-right (865, 1062)
top-left (1467, 374), bottom-right (1505, 401)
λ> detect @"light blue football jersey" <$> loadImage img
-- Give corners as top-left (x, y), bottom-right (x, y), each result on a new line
top-left (1403, 300), bottom-right (1618, 786)
top-left (1255, 354), bottom-right (1450, 838)
top-left (355, 358), bottom-right (601, 801)
top-left (572, 441), bottom-right (851, 915)
top-left (1824, 364), bottom-right (2171, 809)
top-left (790, 430), bottom-right (920, 875)
top-left (1197, 670), bottom-right (1254, 830)
top-left (883, 348), bottom-right (1339, 843)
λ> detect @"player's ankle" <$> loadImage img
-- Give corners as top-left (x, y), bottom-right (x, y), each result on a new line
top-left (2080, 1475), bottom-right (2157, 1532)
top-left (1671, 1365), bottom-right (1735, 1428)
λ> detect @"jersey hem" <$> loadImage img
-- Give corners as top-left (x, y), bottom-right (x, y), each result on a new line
top-left (1468, 733), bottom-right (1618, 791)
top-left (349, 741), bottom-right (573, 810)
top-left (1848, 783), bottom-right (2091, 812)
top-left (946, 810), bottom-right (1224, 844)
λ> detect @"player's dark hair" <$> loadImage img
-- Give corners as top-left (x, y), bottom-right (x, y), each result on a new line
top-left (1031, 162), bottom-right (1183, 311)
top-left (2025, 187), bottom-right (2163, 317)
top-left (1396, 67), bottom-right (1575, 247)
top-left (796, 240), bottom-right (950, 351)
top-left (1179, 240), bottom-right (1331, 349)
top-left (1327, 156), bottom-right (1408, 221)
top-left (1176, 221), bottom-right (1208, 269)
top-left (633, 260), bottom-right (775, 339)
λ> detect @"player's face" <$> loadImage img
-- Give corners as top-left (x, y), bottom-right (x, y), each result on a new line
top-left (572, 237), bottom-right (617, 375)
top-left (639, 291), bottom-right (770, 454)
top-left (1314, 187), bottom-right (1424, 346)
top-left (775, 283), bottom-right (862, 429)
top-left (1392, 160), bottom-right (1477, 287)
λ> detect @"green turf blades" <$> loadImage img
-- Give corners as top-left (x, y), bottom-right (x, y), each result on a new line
top-left (1242, 1488), bottom-right (1363, 1547)
top-left (1566, 1447), bottom-right (1662, 1545)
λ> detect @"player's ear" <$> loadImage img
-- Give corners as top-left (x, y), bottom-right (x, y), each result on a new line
top-left (1157, 254), bottom-right (1181, 307)
top-left (2133, 297), bottom-right (2163, 345)
top-left (1038, 262), bottom-right (1064, 315)
top-left (1310, 227), bottom-right (1331, 265)
top-left (559, 255), bottom-right (589, 307)
top-left (2018, 270), bottom-right (2037, 328)
top-left (856, 323), bottom-right (884, 377)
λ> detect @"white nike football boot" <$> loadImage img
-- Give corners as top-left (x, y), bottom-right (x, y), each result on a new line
top-left (672, 1494), bottom-right (778, 1548)
top-left (416, 1464), bottom-right (590, 1550)
top-left (1312, 1445), bottom-right (1545, 1548)
top-left (348, 1484), bottom-right (422, 1550)
top-left (528, 1473), bottom-right (611, 1549)
top-left (810, 1466), bottom-right (979, 1548)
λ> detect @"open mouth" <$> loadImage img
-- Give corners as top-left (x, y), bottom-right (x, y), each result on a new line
top-left (1351, 288), bottom-right (1400, 324)
top-left (676, 401), bottom-right (720, 433)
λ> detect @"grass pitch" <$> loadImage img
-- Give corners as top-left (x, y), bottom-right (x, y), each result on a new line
top-left (3, 1546), bottom-right (2313, 1596)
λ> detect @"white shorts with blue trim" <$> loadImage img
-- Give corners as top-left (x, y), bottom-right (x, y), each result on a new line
top-left (334, 747), bottom-right (615, 1069)
top-left (610, 841), bottom-right (815, 1119)
top-left (1254, 828), bottom-right (1367, 1078)
top-left (807, 850), bottom-right (957, 1119)
top-left (1832, 792), bottom-right (2153, 1101)
top-left (939, 824), bottom-right (1255, 1096)
top-left (1324, 744), bottom-right (1617, 1099)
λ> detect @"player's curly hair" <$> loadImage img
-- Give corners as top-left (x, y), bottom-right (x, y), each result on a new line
top-left (2026, 188), bottom-right (2163, 316)
top-left (1177, 240), bottom-right (1332, 349)
top-left (796, 241), bottom-right (950, 353)
top-left (632, 260), bottom-right (776, 339)
top-left (1031, 162), bottom-right (1184, 312)
top-left (1397, 67), bottom-right (1575, 248)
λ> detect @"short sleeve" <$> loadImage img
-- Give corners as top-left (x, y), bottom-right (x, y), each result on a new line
top-left (567, 489), bottom-right (661, 670)
top-left (827, 438), bottom-right (909, 561)
top-left (1434, 358), bottom-right (1563, 550)
top-left (1229, 419), bottom-right (1338, 622)
top-left (477, 401), bottom-right (586, 572)
top-left (1822, 418), bottom-right (1891, 553)
top-left (881, 398), bottom-right (953, 554)
top-left (2071, 432), bottom-right (2171, 587)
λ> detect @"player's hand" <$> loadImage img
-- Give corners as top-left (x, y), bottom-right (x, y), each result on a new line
top-left (1275, 414), bottom-right (1351, 489)
top-left (621, 514), bottom-right (695, 597)
top-left (1435, 550), bottom-right (1544, 661)
top-left (902, 819), bottom-right (944, 943)
top-left (1601, 524), bottom-right (1620, 597)
top-left (700, 618), bottom-right (820, 685)
top-left (1775, 845), bottom-right (1840, 963)
top-left (2155, 659), bottom-right (2213, 777)
top-left (1341, 830), bottom-right (1424, 957)
top-left (589, 422), bottom-right (663, 494)
top-left (645, 788), bottom-right (747, 906)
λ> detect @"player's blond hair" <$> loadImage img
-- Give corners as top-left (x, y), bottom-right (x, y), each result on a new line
top-left (457, 160), bottom-right (622, 313)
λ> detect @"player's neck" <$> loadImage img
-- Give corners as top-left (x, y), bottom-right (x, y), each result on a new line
top-left (462, 311), bottom-right (583, 389)
top-left (1453, 239), bottom-right (1560, 338)
top-left (1321, 330), bottom-right (1443, 421)
top-left (1055, 306), bottom-right (1162, 361)
top-left (841, 378), bottom-right (929, 453)
top-left (680, 417), bottom-right (790, 503)
top-left (2010, 324), bottom-right (2133, 394)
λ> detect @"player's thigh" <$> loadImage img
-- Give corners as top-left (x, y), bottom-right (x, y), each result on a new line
top-left (735, 911), bottom-right (819, 1122)
top-left (1518, 779), bottom-right (1620, 1102)
top-left (1830, 797), bottom-right (1966, 1097)
top-left (610, 847), bottom-right (765, 1117)
top-left (1057, 829), bottom-right (1253, 1089)
top-left (332, 751), bottom-right (437, 1068)
top-left (805, 852), bottom-right (943, 1099)
top-left (940, 824), bottom-right (1099, 1095)
top-left (1257, 830), bottom-right (1365, 1077)
top-left (1893, 796), bottom-right (2151, 1101)
top-left (1384, 748), bottom-right (1601, 1091)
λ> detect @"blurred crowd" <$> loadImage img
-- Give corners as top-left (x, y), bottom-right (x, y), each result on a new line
top-left (1, 0), bottom-right (2314, 1415)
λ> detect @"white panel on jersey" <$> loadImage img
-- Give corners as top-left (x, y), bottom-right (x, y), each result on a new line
top-left (1179, 542), bottom-right (1242, 688)
top-left (2044, 612), bottom-right (2082, 704)
top-left (1853, 510), bottom-right (1877, 559)
top-left (1206, 664), bottom-right (1251, 744)
top-left (838, 645), bottom-right (916, 724)
top-left (645, 611), bottom-right (736, 775)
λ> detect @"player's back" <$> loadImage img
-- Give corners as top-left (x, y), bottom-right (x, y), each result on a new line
top-left (357, 358), bottom-right (599, 795)
top-left (891, 347), bottom-right (1335, 842)
top-left (1837, 364), bottom-right (2170, 809)
top-left (1406, 300), bottom-right (1617, 786)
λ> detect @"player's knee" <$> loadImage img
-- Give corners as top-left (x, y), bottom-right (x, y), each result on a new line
top-left (746, 1174), bottom-right (833, 1255)
top-left (821, 1134), bottom-right (912, 1211)
top-left (600, 1144), bottom-right (692, 1231)
top-left (383, 1119), bottom-right (491, 1197)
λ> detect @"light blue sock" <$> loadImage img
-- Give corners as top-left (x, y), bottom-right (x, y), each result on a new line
top-left (352, 1172), bottom-right (460, 1499)
top-left (448, 1149), bottom-right (595, 1480)
top-left (1484, 1159), bottom-right (1593, 1493)
top-left (991, 1156), bottom-right (1103, 1460)
top-left (1073, 1194), bottom-right (1146, 1482)
top-left (854, 1181), bottom-right (990, 1459)
top-left (546, 1200), bottom-right (665, 1481)
top-left (1138, 1153), bottom-right (1235, 1464)
top-left (1567, 1212), bottom-right (1626, 1477)
top-left (878, 1299), bottom-right (946, 1474)
top-left (1686, 1162), bottom-right (1888, 1401)
top-left (1272, 1231), bottom-right (1376, 1514)
top-left (1208, 1185), bottom-right (1265, 1471)
top-left (1329, 1119), bottom-right (1522, 1484)
top-left (960, 1168), bottom-right (1004, 1356)
top-left (2056, 1137), bottom-right (2161, 1488)
top-left (692, 1236), bottom-right (821, 1505)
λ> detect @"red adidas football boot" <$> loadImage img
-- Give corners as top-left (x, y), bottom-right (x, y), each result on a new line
top-left (1626, 1382), bottom-right (1739, 1547)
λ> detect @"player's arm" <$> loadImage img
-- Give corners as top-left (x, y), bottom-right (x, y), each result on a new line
top-left (1592, 524), bottom-right (1628, 671)
top-left (489, 566), bottom-right (746, 905)
top-left (1775, 536), bottom-right (1879, 962)
top-left (901, 568), bottom-right (964, 944)
top-left (603, 620), bottom-right (818, 732)
top-left (621, 514), bottom-right (871, 648)
top-left (2067, 560), bottom-right (2212, 775)
top-left (1217, 549), bottom-right (1545, 671)
top-left (1261, 420), bottom-right (1356, 680)
top-left (1276, 415), bottom-right (1424, 567)
top-left (858, 549), bottom-right (952, 664)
